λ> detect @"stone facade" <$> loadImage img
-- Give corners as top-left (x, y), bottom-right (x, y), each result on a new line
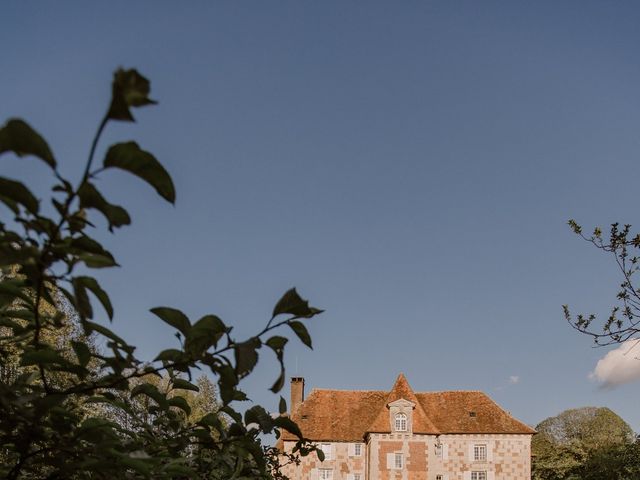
top-left (281, 434), bottom-right (531, 480)
top-left (279, 375), bottom-right (534, 480)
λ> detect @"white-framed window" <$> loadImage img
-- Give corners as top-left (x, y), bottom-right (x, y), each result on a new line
top-left (436, 475), bottom-right (443, 480)
top-left (319, 469), bottom-right (333, 480)
top-left (395, 453), bottom-right (404, 469)
top-left (353, 475), bottom-right (361, 480)
top-left (320, 443), bottom-right (332, 461)
top-left (473, 444), bottom-right (487, 462)
top-left (354, 443), bottom-right (362, 456)
top-left (394, 412), bottom-right (407, 431)
top-left (471, 471), bottom-right (487, 480)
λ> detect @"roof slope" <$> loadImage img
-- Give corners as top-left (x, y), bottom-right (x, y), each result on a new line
top-left (416, 391), bottom-right (536, 434)
top-left (285, 389), bottom-right (388, 442)
top-left (282, 374), bottom-right (535, 441)
top-left (365, 374), bottom-right (439, 434)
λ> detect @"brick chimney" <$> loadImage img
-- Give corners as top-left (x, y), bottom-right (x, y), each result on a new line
top-left (290, 377), bottom-right (305, 413)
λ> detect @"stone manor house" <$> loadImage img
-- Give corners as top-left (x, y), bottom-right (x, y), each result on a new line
top-left (278, 374), bottom-right (535, 480)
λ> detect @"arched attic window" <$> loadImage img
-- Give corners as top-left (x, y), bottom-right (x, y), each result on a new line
top-left (394, 412), bottom-right (407, 432)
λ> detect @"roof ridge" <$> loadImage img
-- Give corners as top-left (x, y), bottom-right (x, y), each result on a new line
top-left (308, 388), bottom-right (488, 394)
top-left (416, 390), bottom-right (485, 394)
top-left (310, 388), bottom-right (386, 392)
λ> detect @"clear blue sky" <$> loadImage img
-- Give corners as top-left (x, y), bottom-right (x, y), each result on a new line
top-left (3, 1), bottom-right (640, 433)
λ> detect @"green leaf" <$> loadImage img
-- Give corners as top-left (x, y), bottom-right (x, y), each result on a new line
top-left (103, 141), bottom-right (175, 203)
top-left (172, 378), bottom-right (199, 392)
top-left (71, 341), bottom-right (92, 367)
top-left (119, 457), bottom-right (152, 476)
top-left (279, 396), bottom-right (287, 414)
top-left (272, 288), bottom-right (323, 318)
top-left (72, 277), bottom-right (93, 319)
top-left (78, 252), bottom-right (118, 269)
top-left (274, 416), bottom-right (303, 438)
top-left (75, 277), bottom-right (113, 320)
top-left (83, 320), bottom-right (127, 346)
top-left (107, 68), bottom-right (157, 122)
top-left (217, 365), bottom-right (239, 405)
top-left (198, 412), bottom-right (222, 428)
top-left (185, 314), bottom-right (228, 355)
top-left (234, 338), bottom-right (260, 378)
top-left (193, 314), bottom-right (228, 335)
top-left (0, 278), bottom-right (34, 306)
top-left (0, 118), bottom-right (56, 168)
top-left (21, 348), bottom-right (68, 367)
top-left (0, 177), bottom-right (39, 214)
top-left (0, 245), bottom-right (36, 270)
top-left (150, 307), bottom-right (191, 336)
top-left (78, 182), bottom-right (130, 231)
top-left (266, 335), bottom-right (288, 352)
top-left (244, 405), bottom-right (274, 432)
top-left (75, 276), bottom-right (114, 320)
top-left (289, 321), bottom-right (312, 349)
top-left (270, 370), bottom-right (286, 394)
top-left (168, 395), bottom-right (191, 415)
top-left (154, 348), bottom-right (184, 363)
top-left (131, 382), bottom-right (168, 409)
top-left (0, 194), bottom-right (19, 214)
top-left (70, 235), bottom-right (111, 256)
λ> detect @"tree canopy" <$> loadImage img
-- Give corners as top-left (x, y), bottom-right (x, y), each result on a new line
top-left (532, 406), bottom-right (638, 480)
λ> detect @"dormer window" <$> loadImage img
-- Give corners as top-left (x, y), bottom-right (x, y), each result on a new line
top-left (394, 412), bottom-right (407, 431)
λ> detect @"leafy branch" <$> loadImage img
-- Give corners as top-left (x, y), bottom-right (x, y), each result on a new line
top-left (0, 68), bottom-right (320, 479)
top-left (565, 220), bottom-right (640, 345)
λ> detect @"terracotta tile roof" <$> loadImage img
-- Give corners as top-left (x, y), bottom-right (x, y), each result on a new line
top-left (365, 373), bottom-right (439, 434)
top-left (415, 391), bottom-right (535, 434)
top-left (284, 388), bottom-right (388, 442)
top-left (281, 374), bottom-right (534, 442)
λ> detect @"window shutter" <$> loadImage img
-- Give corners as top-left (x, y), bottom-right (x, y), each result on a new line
top-left (310, 468), bottom-right (319, 480)
top-left (386, 453), bottom-right (394, 469)
top-left (443, 474), bottom-right (450, 480)
top-left (463, 472), bottom-right (472, 480)
top-left (346, 475), bottom-right (354, 480)
top-left (487, 441), bottom-right (494, 462)
top-left (487, 472), bottom-right (495, 480)
top-left (442, 444), bottom-right (449, 460)
top-left (348, 443), bottom-right (355, 456)
top-left (468, 443), bottom-right (474, 461)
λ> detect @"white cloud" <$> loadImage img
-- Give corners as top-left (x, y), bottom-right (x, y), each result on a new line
top-left (589, 339), bottom-right (640, 388)
top-left (509, 375), bottom-right (520, 384)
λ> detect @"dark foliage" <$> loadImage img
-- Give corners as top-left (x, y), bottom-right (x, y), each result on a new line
top-left (0, 69), bottom-right (320, 479)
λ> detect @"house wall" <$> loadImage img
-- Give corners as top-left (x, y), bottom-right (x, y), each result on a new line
top-left (432, 434), bottom-right (531, 480)
top-left (280, 441), bottom-right (366, 480)
top-left (368, 433), bottom-right (430, 480)
top-left (281, 434), bottom-right (531, 480)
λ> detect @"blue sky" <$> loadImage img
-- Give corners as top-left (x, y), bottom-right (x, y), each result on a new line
top-left (3, 1), bottom-right (640, 433)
